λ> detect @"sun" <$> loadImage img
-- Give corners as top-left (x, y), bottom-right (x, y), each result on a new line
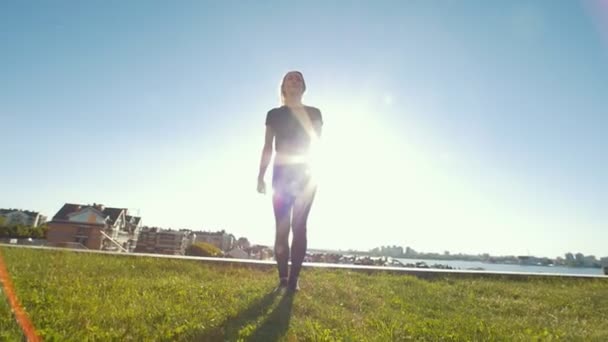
top-left (311, 103), bottom-right (397, 193)
top-left (303, 93), bottom-right (448, 247)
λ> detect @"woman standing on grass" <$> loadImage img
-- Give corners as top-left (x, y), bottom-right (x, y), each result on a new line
top-left (257, 71), bottom-right (323, 292)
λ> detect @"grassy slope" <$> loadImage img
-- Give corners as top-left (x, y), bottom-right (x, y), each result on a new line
top-left (0, 285), bottom-right (23, 341)
top-left (1, 246), bottom-right (607, 341)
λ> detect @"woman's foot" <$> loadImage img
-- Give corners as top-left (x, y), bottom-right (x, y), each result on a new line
top-left (274, 277), bottom-right (289, 292)
top-left (287, 278), bottom-right (300, 292)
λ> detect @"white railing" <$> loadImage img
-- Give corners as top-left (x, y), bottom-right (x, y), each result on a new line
top-left (100, 230), bottom-right (128, 253)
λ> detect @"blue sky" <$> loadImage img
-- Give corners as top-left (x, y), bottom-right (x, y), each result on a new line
top-left (1, 1), bottom-right (606, 258)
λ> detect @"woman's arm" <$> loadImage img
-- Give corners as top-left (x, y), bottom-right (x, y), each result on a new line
top-left (312, 119), bottom-right (322, 138)
top-left (257, 125), bottom-right (274, 193)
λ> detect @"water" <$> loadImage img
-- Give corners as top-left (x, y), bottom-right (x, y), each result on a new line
top-left (395, 258), bottom-right (604, 276)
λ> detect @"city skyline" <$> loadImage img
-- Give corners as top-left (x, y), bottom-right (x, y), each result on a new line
top-left (1, 202), bottom-right (604, 261)
top-left (2, 1), bottom-right (607, 257)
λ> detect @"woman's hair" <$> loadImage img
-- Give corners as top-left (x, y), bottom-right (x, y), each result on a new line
top-left (280, 71), bottom-right (306, 105)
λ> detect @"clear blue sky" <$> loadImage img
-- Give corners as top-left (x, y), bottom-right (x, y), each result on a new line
top-left (1, 1), bottom-right (606, 258)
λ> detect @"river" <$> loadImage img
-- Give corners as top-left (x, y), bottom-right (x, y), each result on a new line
top-left (395, 258), bottom-right (604, 275)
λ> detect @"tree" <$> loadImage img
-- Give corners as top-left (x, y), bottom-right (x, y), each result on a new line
top-left (0, 223), bottom-right (48, 239)
top-left (31, 225), bottom-right (48, 239)
top-left (186, 242), bottom-right (222, 257)
top-left (237, 237), bottom-right (250, 249)
top-left (0, 216), bottom-right (5, 227)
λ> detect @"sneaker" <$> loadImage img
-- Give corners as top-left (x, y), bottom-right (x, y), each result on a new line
top-left (274, 277), bottom-right (288, 292)
top-left (287, 278), bottom-right (300, 292)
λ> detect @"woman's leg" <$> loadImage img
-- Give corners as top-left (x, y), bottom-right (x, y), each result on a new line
top-left (273, 192), bottom-right (294, 282)
top-left (289, 185), bottom-right (316, 288)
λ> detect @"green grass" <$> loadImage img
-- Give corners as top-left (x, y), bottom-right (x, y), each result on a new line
top-left (0, 285), bottom-right (24, 341)
top-left (1, 246), bottom-right (607, 341)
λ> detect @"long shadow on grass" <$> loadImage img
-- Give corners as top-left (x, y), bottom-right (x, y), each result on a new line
top-left (195, 288), bottom-right (288, 341)
top-left (245, 292), bottom-right (294, 341)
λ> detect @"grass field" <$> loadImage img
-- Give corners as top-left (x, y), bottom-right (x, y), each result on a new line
top-left (0, 246), bottom-right (607, 341)
top-left (0, 283), bottom-right (23, 341)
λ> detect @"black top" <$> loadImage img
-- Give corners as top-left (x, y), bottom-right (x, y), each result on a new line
top-left (265, 105), bottom-right (323, 155)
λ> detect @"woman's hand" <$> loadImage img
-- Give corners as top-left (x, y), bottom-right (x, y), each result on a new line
top-left (257, 177), bottom-right (266, 194)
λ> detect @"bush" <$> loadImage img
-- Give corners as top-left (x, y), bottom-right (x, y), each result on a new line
top-left (0, 224), bottom-right (48, 239)
top-left (185, 242), bottom-right (222, 257)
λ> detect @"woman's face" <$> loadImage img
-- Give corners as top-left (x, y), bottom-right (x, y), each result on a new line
top-left (283, 72), bottom-right (305, 97)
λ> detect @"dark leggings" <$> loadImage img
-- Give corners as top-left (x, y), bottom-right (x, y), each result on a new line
top-left (273, 187), bottom-right (316, 282)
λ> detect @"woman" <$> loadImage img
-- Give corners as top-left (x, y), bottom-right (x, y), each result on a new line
top-left (257, 71), bottom-right (323, 292)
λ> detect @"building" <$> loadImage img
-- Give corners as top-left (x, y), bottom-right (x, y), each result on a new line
top-left (0, 208), bottom-right (47, 227)
top-left (46, 203), bottom-right (137, 251)
top-left (125, 215), bottom-right (142, 235)
top-left (120, 215), bottom-right (143, 251)
top-left (382, 246), bottom-right (404, 257)
top-left (583, 255), bottom-right (600, 268)
top-left (134, 227), bottom-right (195, 255)
top-left (193, 230), bottom-right (236, 251)
top-left (226, 247), bottom-right (249, 259)
top-left (247, 245), bottom-right (273, 260)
